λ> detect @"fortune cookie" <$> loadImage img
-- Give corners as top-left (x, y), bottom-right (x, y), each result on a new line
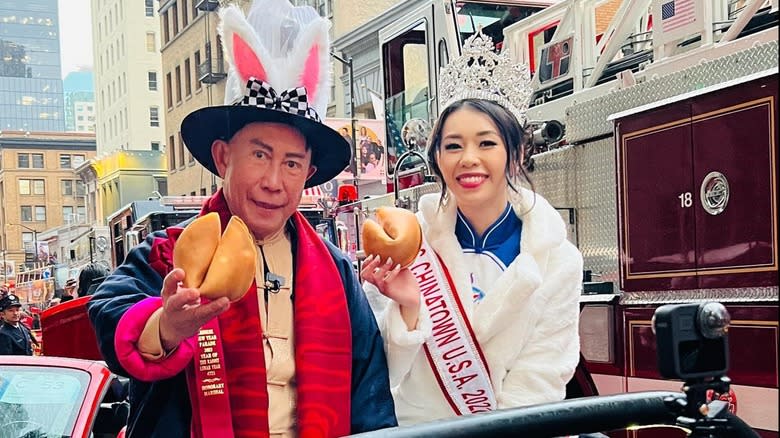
top-left (173, 213), bottom-right (257, 302)
top-left (361, 207), bottom-right (422, 268)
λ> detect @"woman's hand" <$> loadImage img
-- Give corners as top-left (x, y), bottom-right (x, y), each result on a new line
top-left (361, 255), bottom-right (421, 330)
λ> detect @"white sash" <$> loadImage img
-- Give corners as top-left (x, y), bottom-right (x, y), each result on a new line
top-left (409, 237), bottom-right (497, 415)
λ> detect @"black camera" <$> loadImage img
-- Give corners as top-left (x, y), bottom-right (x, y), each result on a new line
top-left (653, 302), bottom-right (730, 380)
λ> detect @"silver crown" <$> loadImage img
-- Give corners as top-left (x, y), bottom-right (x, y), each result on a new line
top-left (438, 30), bottom-right (532, 125)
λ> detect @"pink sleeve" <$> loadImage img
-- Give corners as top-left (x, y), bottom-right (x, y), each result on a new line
top-left (114, 297), bottom-right (196, 382)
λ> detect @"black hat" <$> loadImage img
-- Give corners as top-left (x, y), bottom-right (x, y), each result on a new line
top-left (0, 294), bottom-right (22, 311)
top-left (180, 1), bottom-right (351, 189)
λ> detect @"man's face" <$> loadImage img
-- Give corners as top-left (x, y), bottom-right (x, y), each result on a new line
top-left (1, 306), bottom-right (21, 324)
top-left (212, 122), bottom-right (316, 240)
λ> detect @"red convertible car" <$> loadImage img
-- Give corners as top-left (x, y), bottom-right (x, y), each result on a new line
top-left (0, 355), bottom-right (128, 438)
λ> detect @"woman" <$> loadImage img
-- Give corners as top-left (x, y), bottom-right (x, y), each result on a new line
top-left (361, 98), bottom-right (583, 425)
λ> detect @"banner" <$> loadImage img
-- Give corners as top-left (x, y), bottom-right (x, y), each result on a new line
top-left (1, 261), bottom-right (15, 280)
top-left (36, 241), bottom-right (50, 263)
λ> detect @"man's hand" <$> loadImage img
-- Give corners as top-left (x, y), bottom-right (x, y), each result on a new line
top-left (158, 268), bottom-right (230, 352)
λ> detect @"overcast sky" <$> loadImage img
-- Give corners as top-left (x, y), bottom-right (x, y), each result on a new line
top-left (58, 0), bottom-right (94, 78)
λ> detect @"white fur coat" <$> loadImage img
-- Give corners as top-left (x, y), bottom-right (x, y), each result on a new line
top-left (365, 188), bottom-right (583, 425)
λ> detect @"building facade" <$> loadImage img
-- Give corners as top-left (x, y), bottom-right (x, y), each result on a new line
top-left (331, 0), bottom-right (401, 119)
top-left (159, 0), bottom-right (397, 195)
top-left (90, 0), bottom-right (167, 154)
top-left (159, 0), bottom-right (248, 196)
top-left (64, 70), bottom-right (96, 132)
top-left (0, 0), bottom-right (66, 132)
top-left (0, 131), bottom-right (96, 271)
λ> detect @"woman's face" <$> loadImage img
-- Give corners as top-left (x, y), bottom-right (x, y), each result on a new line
top-left (436, 107), bottom-right (510, 211)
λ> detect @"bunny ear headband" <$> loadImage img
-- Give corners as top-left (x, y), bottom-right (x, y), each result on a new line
top-left (181, 0), bottom-right (350, 188)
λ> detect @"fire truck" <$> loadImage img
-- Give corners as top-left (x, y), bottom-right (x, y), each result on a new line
top-left (106, 197), bottom-right (207, 269)
top-left (335, 0), bottom-right (778, 435)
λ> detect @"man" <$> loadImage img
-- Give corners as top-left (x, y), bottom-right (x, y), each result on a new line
top-left (77, 263), bottom-right (109, 297)
top-left (0, 294), bottom-right (34, 356)
top-left (87, 1), bottom-right (396, 437)
top-left (62, 278), bottom-right (77, 302)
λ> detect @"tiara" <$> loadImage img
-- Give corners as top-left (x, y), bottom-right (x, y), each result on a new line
top-left (438, 30), bottom-right (532, 125)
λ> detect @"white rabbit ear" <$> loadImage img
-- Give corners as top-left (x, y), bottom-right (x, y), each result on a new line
top-left (219, 5), bottom-right (273, 85)
top-left (289, 18), bottom-right (331, 115)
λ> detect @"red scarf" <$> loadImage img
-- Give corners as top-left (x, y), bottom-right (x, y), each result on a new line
top-left (149, 189), bottom-right (352, 437)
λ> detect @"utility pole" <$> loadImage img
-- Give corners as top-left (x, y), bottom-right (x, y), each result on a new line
top-left (330, 51), bottom-right (360, 199)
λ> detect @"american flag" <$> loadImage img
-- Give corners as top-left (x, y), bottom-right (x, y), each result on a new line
top-left (386, 109), bottom-right (405, 156)
top-left (661, 0), bottom-right (696, 33)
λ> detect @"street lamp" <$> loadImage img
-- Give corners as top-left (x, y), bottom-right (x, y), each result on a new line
top-left (330, 51), bottom-right (359, 196)
top-left (6, 223), bottom-right (38, 264)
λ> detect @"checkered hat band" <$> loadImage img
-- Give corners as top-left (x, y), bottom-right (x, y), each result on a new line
top-left (240, 78), bottom-right (320, 122)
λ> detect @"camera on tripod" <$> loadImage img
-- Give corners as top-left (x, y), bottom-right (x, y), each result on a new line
top-left (653, 302), bottom-right (731, 380)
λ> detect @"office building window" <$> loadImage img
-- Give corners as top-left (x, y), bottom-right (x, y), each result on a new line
top-left (185, 58), bottom-right (192, 96)
top-left (146, 32), bottom-right (156, 52)
top-left (172, 3), bottom-right (179, 35)
top-left (175, 65), bottom-right (182, 103)
top-left (194, 50), bottom-right (202, 90)
top-left (21, 206), bottom-right (33, 222)
top-left (22, 232), bottom-right (33, 244)
top-left (148, 71), bottom-right (158, 91)
top-left (35, 206), bottom-right (46, 221)
top-left (166, 72), bottom-right (173, 108)
top-left (145, 0), bottom-right (154, 17)
top-left (168, 135), bottom-right (176, 170)
top-left (182, 0), bottom-right (189, 27)
top-left (73, 155), bottom-right (85, 167)
top-left (62, 206), bottom-right (74, 222)
top-left (178, 132), bottom-right (185, 167)
top-left (77, 206), bottom-right (86, 220)
top-left (16, 153), bottom-right (43, 169)
top-left (163, 11), bottom-right (170, 43)
top-left (150, 107), bottom-right (160, 127)
top-left (62, 179), bottom-right (74, 196)
top-left (19, 179), bottom-right (45, 195)
top-left (76, 180), bottom-right (86, 197)
top-left (60, 155), bottom-right (72, 169)
top-left (151, 141), bottom-right (161, 151)
top-left (17, 153), bottom-right (29, 168)
top-left (192, 0), bottom-right (199, 19)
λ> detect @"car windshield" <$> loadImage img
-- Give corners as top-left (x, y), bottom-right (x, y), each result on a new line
top-left (0, 366), bottom-right (89, 438)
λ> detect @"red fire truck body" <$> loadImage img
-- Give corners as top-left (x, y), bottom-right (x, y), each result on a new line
top-left (336, 0), bottom-right (778, 434)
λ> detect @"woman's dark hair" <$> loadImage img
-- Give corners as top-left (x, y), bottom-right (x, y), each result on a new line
top-left (77, 263), bottom-right (110, 297)
top-left (426, 99), bottom-right (534, 203)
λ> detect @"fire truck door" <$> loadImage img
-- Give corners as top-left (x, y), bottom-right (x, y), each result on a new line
top-left (379, 3), bottom-right (438, 133)
top-left (690, 75), bottom-right (778, 288)
top-left (617, 102), bottom-right (697, 292)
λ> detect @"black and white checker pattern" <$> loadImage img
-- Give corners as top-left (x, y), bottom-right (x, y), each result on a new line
top-left (240, 78), bottom-right (320, 122)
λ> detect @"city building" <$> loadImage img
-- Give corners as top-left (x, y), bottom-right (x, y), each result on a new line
top-left (331, 0), bottom-right (403, 121)
top-left (0, 0), bottom-right (66, 132)
top-left (158, 0), bottom-right (247, 196)
top-left (158, 0), bottom-right (397, 195)
top-left (0, 131), bottom-right (96, 274)
top-left (90, 0), bottom-right (167, 154)
top-left (64, 70), bottom-right (96, 132)
top-left (78, 149), bottom-right (168, 228)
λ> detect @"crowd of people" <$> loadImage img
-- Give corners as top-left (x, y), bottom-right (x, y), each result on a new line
top-left (2, 0), bottom-right (585, 436)
top-left (0, 263), bottom-right (109, 356)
